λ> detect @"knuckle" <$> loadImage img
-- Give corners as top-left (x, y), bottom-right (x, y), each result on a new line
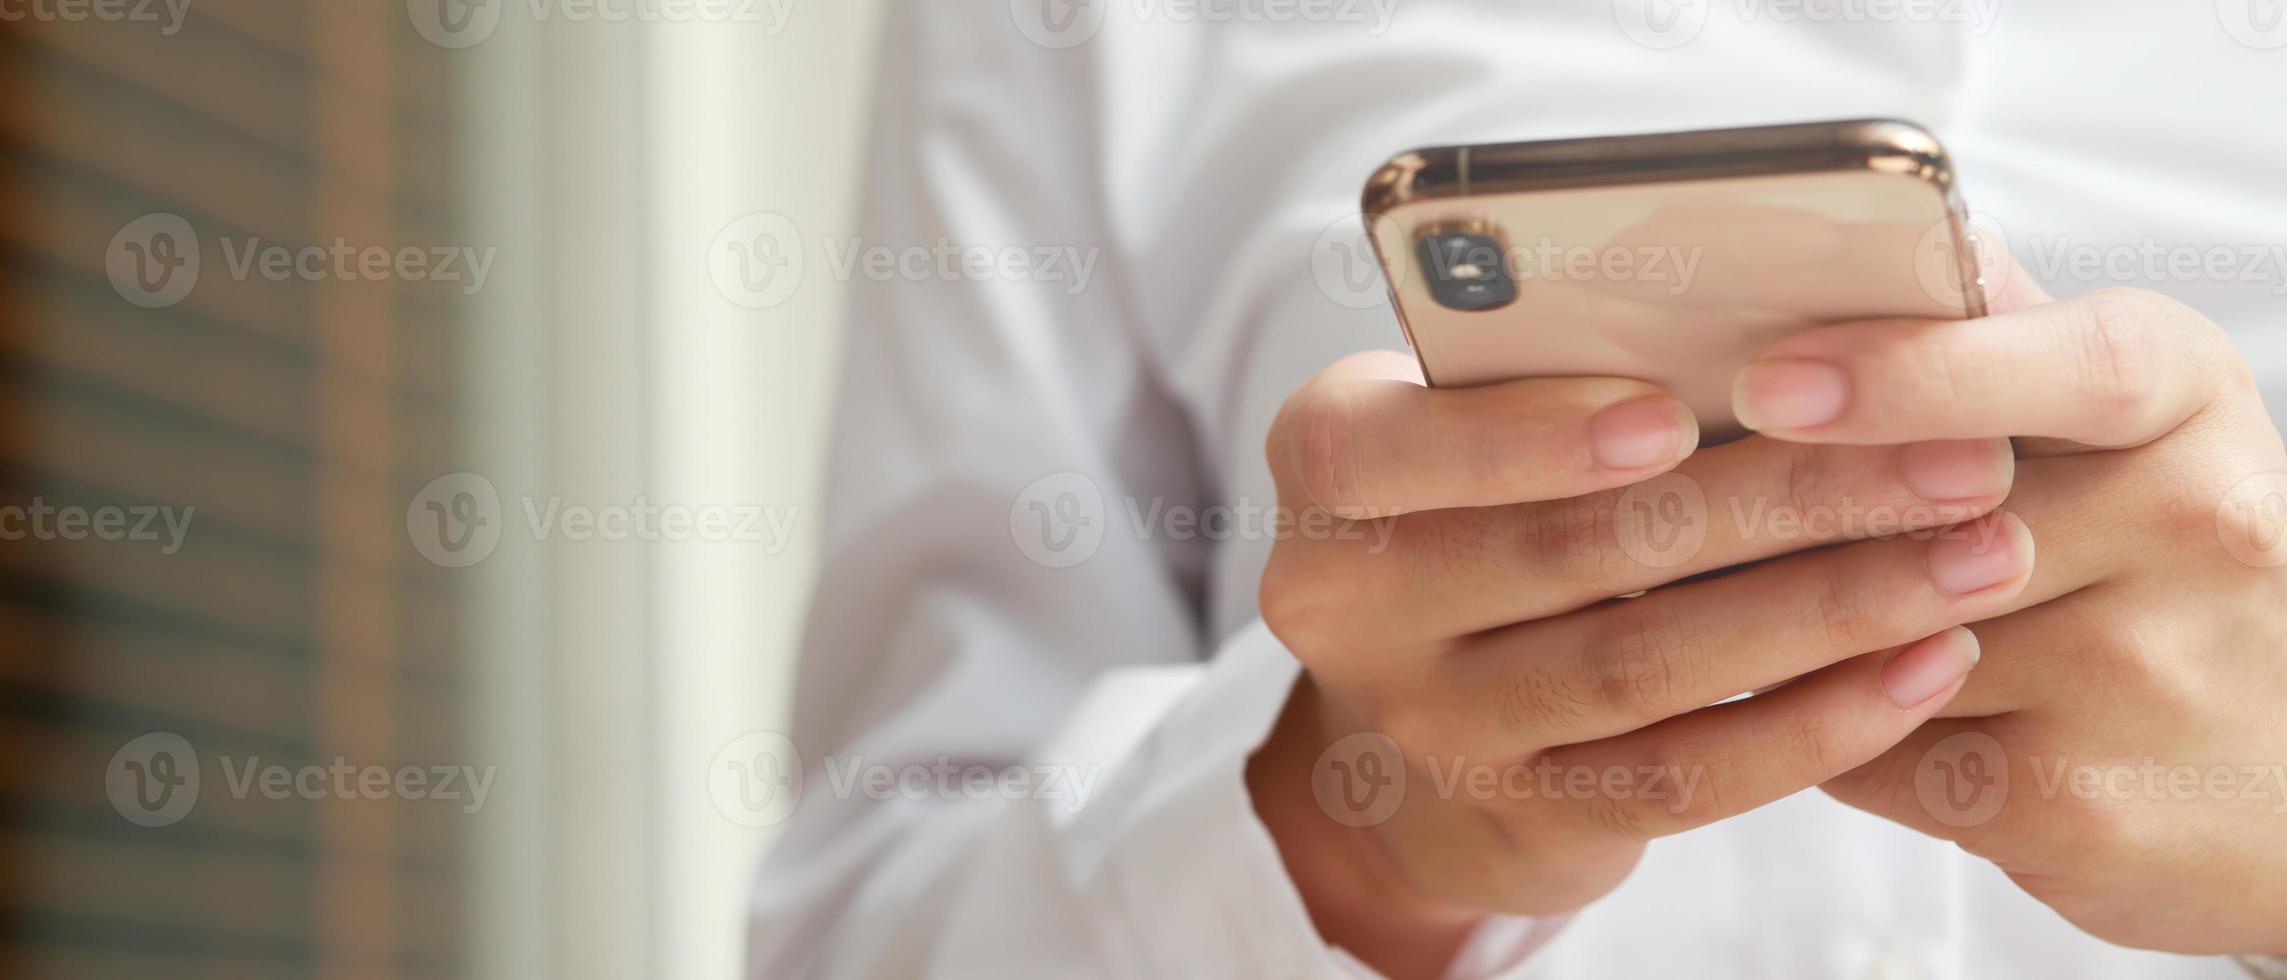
top-left (2082, 609), bottom-right (2196, 698)
top-left (1914, 327), bottom-right (1974, 409)
top-left (2081, 626), bottom-right (2139, 671)
top-left (1823, 745), bottom-right (1910, 808)
top-left (2048, 792), bottom-right (2142, 858)
top-left (1775, 706), bottom-right (1850, 780)
top-left (2072, 290), bottom-right (2170, 429)
top-left (1774, 440), bottom-right (1833, 522)
top-left (1374, 702), bottom-right (1445, 763)
top-left (1412, 507), bottom-right (1507, 584)
top-left (1583, 781), bottom-right (1657, 841)
top-left (2033, 613), bottom-right (2148, 694)
top-left (1524, 492), bottom-right (1626, 583)
top-left (2205, 475), bottom-right (2277, 554)
top-left (1582, 607), bottom-right (1699, 721)
top-left (1646, 737), bottom-right (1731, 826)
top-left (1258, 549), bottom-right (1348, 659)
top-left (1499, 661), bottom-right (1590, 737)
top-left (2157, 471), bottom-right (2229, 541)
top-left (1285, 389), bottom-right (1370, 514)
top-left (1808, 559), bottom-right (1881, 651)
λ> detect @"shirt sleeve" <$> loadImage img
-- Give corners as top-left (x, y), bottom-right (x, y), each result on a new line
top-left (745, 6), bottom-right (1554, 978)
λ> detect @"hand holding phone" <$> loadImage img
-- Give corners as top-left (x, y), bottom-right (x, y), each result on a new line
top-left (1244, 121), bottom-right (2029, 977)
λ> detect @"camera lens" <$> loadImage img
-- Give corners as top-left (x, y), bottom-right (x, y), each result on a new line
top-left (1416, 232), bottom-right (1516, 312)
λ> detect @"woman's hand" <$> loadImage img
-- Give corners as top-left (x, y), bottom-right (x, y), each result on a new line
top-left (1733, 285), bottom-right (2287, 956)
top-left (1246, 351), bottom-right (2030, 978)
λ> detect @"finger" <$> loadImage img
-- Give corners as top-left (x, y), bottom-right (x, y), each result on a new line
top-left (1269, 350), bottom-right (1697, 518)
top-left (1820, 715), bottom-right (2019, 848)
top-left (1542, 627), bottom-right (1980, 839)
top-left (1419, 511), bottom-right (2033, 753)
top-left (1732, 289), bottom-right (2234, 450)
top-left (1926, 449), bottom-right (2204, 718)
top-left (1929, 598), bottom-right (2095, 719)
top-left (1367, 436), bottom-right (2015, 638)
top-left (1983, 448), bottom-right (2151, 583)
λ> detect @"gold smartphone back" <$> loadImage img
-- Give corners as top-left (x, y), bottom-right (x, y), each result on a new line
top-left (1363, 119), bottom-right (1987, 439)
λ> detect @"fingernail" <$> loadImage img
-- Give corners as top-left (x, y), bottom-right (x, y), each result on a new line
top-left (1925, 513), bottom-right (2030, 595)
top-left (1881, 627), bottom-right (1981, 708)
top-left (1590, 396), bottom-right (1696, 470)
top-left (1734, 359), bottom-right (1849, 431)
top-left (1899, 439), bottom-right (2015, 502)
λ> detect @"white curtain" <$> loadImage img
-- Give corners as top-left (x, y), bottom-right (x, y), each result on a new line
top-left (450, 6), bottom-right (884, 978)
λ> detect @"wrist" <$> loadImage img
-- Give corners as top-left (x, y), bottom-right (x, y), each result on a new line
top-left (1246, 676), bottom-right (1481, 979)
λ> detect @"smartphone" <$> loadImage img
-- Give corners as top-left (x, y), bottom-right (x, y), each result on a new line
top-left (1362, 119), bottom-right (1988, 439)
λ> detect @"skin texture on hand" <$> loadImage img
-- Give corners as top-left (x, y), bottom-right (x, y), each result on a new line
top-left (1250, 263), bottom-right (2287, 972)
top-left (1246, 351), bottom-right (2029, 978)
top-left (1731, 280), bottom-right (2287, 956)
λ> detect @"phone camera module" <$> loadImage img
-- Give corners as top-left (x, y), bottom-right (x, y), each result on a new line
top-left (1416, 232), bottom-right (1516, 312)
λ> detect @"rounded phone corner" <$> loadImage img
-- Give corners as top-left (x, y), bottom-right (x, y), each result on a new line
top-left (1840, 118), bottom-right (1959, 191)
top-left (1361, 151), bottom-right (1427, 218)
top-left (1360, 147), bottom-right (1452, 219)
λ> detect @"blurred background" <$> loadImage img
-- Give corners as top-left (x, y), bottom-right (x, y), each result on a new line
top-left (0, 2), bottom-right (884, 977)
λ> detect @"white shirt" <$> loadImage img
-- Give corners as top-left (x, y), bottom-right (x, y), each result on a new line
top-left (749, 2), bottom-right (2287, 977)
